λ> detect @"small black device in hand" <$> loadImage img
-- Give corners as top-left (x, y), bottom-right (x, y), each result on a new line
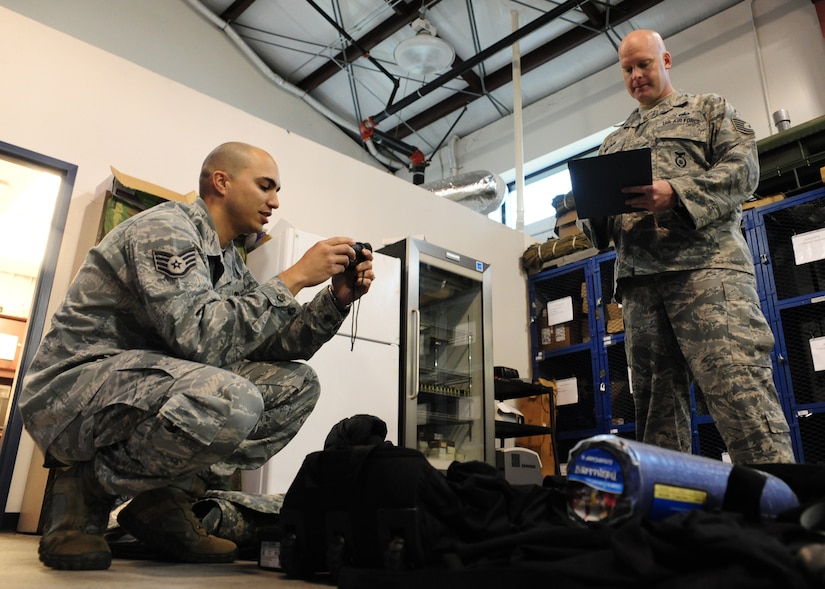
top-left (347, 242), bottom-right (372, 271)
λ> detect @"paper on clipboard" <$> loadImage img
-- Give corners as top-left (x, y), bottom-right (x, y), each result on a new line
top-left (568, 148), bottom-right (653, 219)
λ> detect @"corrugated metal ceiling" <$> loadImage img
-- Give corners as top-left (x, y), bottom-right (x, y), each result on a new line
top-left (188, 0), bottom-right (742, 172)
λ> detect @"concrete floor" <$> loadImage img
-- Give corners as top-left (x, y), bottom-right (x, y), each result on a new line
top-left (0, 531), bottom-right (333, 588)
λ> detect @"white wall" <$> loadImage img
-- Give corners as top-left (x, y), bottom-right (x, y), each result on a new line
top-left (0, 7), bottom-right (534, 512)
top-left (0, 0), bottom-right (378, 170)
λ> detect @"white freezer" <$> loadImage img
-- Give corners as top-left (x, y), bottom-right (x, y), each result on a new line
top-left (241, 334), bottom-right (399, 494)
top-left (241, 221), bottom-right (401, 494)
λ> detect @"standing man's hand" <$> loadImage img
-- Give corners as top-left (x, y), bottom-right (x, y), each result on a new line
top-left (622, 180), bottom-right (677, 211)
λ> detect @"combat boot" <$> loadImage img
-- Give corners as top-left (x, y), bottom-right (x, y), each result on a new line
top-left (117, 484), bottom-right (238, 563)
top-left (38, 462), bottom-right (117, 570)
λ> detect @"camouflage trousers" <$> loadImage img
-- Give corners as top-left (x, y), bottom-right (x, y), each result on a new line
top-left (48, 352), bottom-right (320, 496)
top-left (619, 268), bottom-right (795, 464)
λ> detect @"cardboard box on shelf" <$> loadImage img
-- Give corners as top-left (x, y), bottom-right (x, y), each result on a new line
top-left (557, 222), bottom-right (584, 239)
top-left (98, 166), bottom-right (197, 242)
top-left (545, 320), bottom-right (583, 349)
top-left (580, 282), bottom-right (588, 314)
top-left (555, 209), bottom-right (578, 226)
top-left (539, 325), bottom-right (554, 348)
top-left (742, 194), bottom-right (785, 211)
top-left (554, 209), bottom-right (581, 239)
top-left (537, 306), bottom-right (552, 348)
top-left (515, 392), bottom-right (557, 478)
top-left (605, 302), bottom-right (624, 333)
top-left (539, 295), bottom-right (584, 349)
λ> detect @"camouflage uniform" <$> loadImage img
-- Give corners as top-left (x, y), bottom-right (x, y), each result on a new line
top-left (20, 198), bottom-right (348, 496)
top-left (582, 91), bottom-right (795, 464)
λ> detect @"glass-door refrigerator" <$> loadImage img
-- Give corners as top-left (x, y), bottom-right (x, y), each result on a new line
top-left (380, 237), bottom-right (494, 469)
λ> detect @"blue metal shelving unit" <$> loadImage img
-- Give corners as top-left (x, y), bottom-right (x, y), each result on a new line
top-left (529, 186), bottom-right (825, 465)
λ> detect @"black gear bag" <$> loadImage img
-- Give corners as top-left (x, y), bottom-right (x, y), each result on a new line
top-left (278, 443), bottom-right (446, 580)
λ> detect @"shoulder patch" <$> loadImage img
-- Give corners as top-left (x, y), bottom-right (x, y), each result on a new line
top-left (153, 247), bottom-right (198, 278)
top-left (732, 118), bottom-right (755, 135)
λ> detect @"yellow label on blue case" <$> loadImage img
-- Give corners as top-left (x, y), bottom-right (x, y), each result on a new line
top-left (649, 483), bottom-right (708, 520)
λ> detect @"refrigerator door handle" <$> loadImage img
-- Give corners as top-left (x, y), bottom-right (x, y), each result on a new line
top-left (410, 307), bottom-right (420, 400)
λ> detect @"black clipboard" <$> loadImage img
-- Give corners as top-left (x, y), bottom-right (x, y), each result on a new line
top-left (568, 148), bottom-right (652, 219)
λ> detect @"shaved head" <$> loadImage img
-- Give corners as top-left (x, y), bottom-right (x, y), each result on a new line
top-left (619, 29), bottom-right (667, 58)
top-left (617, 29), bottom-right (675, 106)
top-left (197, 141), bottom-right (281, 246)
top-left (199, 142), bottom-right (270, 197)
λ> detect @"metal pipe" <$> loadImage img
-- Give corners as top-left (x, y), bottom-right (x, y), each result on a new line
top-left (512, 10), bottom-right (525, 232)
top-left (749, 0), bottom-right (775, 134)
top-left (773, 109), bottom-right (791, 132)
top-left (421, 170), bottom-right (506, 214)
top-left (184, 0), bottom-right (403, 169)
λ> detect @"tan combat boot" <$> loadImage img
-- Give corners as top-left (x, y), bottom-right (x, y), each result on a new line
top-left (38, 462), bottom-right (117, 570)
top-left (117, 483), bottom-right (238, 563)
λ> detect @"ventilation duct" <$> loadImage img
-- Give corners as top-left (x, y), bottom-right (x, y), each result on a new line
top-left (421, 171), bottom-right (507, 215)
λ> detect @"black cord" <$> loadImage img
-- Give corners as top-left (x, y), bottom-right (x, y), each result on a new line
top-left (349, 270), bottom-right (362, 350)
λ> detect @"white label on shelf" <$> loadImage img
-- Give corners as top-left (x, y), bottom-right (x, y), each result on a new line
top-left (556, 377), bottom-right (578, 406)
top-left (546, 296), bottom-right (574, 325)
top-left (810, 336), bottom-right (825, 372)
top-left (792, 227), bottom-right (825, 265)
top-left (0, 333), bottom-right (18, 361)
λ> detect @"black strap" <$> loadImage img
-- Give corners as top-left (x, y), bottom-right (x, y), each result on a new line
top-left (722, 464), bottom-right (767, 523)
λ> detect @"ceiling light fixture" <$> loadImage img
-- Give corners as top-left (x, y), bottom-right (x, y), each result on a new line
top-left (394, 17), bottom-right (455, 76)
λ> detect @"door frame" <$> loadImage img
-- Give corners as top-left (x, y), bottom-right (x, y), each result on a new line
top-left (0, 141), bottom-right (75, 529)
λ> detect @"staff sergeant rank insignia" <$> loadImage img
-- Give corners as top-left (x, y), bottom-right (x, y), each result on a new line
top-left (153, 247), bottom-right (198, 278)
top-left (732, 117), bottom-right (755, 135)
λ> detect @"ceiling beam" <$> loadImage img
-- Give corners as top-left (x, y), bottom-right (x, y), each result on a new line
top-left (383, 0), bottom-right (666, 142)
top-left (220, 0), bottom-right (258, 23)
top-left (298, 0), bottom-right (443, 92)
top-left (579, 1), bottom-right (605, 28)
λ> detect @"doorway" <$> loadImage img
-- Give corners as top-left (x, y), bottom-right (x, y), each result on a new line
top-left (0, 141), bottom-right (75, 529)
